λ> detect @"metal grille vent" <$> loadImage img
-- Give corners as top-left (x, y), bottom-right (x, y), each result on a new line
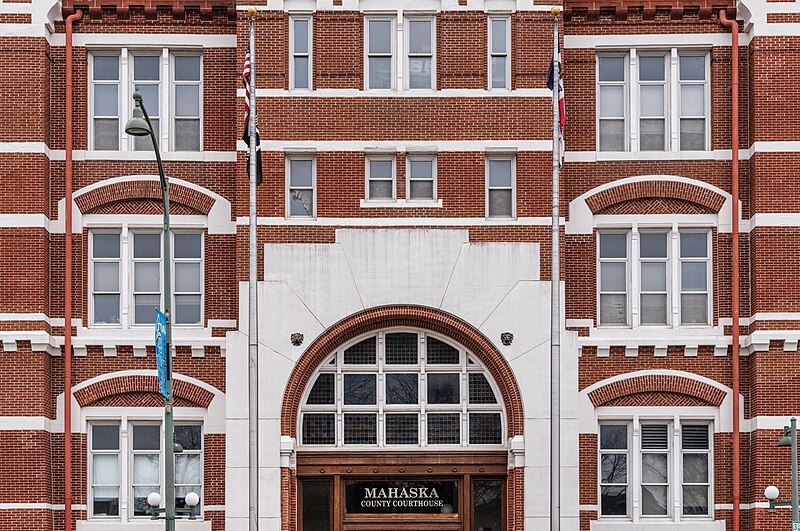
top-left (682, 425), bottom-right (709, 450)
top-left (343, 336), bottom-right (377, 365)
top-left (641, 424), bottom-right (668, 449)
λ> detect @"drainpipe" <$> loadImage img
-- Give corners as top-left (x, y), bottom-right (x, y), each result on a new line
top-left (719, 9), bottom-right (740, 531)
top-left (64, 9), bottom-right (83, 531)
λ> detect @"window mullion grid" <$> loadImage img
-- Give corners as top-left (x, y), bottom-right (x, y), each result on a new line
top-left (130, 425), bottom-right (161, 519)
top-left (638, 55), bottom-right (667, 151)
top-left (681, 424), bottom-right (711, 518)
top-left (598, 234), bottom-right (629, 327)
top-left (406, 18), bottom-right (433, 90)
top-left (597, 59), bottom-right (627, 152)
top-left (488, 17), bottom-right (510, 90)
top-left (90, 426), bottom-right (121, 518)
top-left (90, 232), bottom-right (121, 327)
top-left (420, 333), bottom-right (428, 447)
top-left (172, 55), bottom-right (202, 151)
top-left (131, 54), bottom-right (161, 152)
top-left (290, 17), bottom-right (312, 90)
top-left (679, 230), bottom-right (711, 325)
top-left (174, 429), bottom-right (203, 515)
top-left (91, 52), bottom-right (122, 151)
top-left (638, 231), bottom-right (669, 327)
top-left (131, 233), bottom-right (162, 326)
top-left (599, 424), bottom-right (630, 518)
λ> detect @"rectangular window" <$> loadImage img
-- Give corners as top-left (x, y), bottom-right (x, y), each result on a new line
top-left (597, 55), bottom-right (626, 151)
top-left (91, 423), bottom-right (121, 517)
top-left (679, 231), bottom-right (710, 325)
top-left (92, 54), bottom-right (120, 151)
top-left (175, 425), bottom-right (203, 511)
top-left (639, 232), bottom-right (668, 325)
top-left (638, 54), bottom-right (667, 151)
top-left (679, 55), bottom-right (707, 150)
top-left (287, 156), bottom-right (316, 218)
top-left (599, 424), bottom-right (628, 516)
top-left (291, 16), bottom-right (312, 90)
top-left (132, 232), bottom-right (161, 326)
top-left (172, 54), bottom-right (202, 151)
top-left (366, 18), bottom-right (394, 90)
top-left (406, 156), bottom-right (436, 201)
top-left (640, 424), bottom-right (669, 516)
top-left (598, 232), bottom-right (628, 326)
top-left (132, 54), bottom-right (161, 152)
top-left (91, 232), bottom-right (121, 325)
top-left (131, 424), bottom-right (161, 517)
top-left (406, 18), bottom-right (434, 90)
top-left (366, 155), bottom-right (395, 201)
top-left (489, 17), bottom-right (510, 90)
top-left (486, 157), bottom-right (515, 218)
top-left (173, 233), bottom-right (203, 325)
top-left (681, 424), bottom-right (711, 516)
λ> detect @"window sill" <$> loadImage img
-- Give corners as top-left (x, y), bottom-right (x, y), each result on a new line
top-left (75, 150), bottom-right (235, 162)
top-left (359, 199), bottom-right (442, 208)
top-left (566, 150), bottom-right (719, 162)
top-left (77, 520), bottom-right (211, 530)
top-left (590, 521), bottom-right (723, 530)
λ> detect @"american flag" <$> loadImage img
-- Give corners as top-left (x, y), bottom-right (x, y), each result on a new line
top-left (547, 40), bottom-right (566, 164)
top-left (242, 45), bottom-right (263, 185)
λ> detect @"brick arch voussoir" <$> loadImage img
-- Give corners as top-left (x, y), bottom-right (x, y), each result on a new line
top-left (75, 181), bottom-right (215, 215)
top-left (588, 374), bottom-right (726, 407)
top-left (585, 181), bottom-right (726, 214)
top-left (75, 374), bottom-right (214, 408)
top-left (281, 305), bottom-right (525, 439)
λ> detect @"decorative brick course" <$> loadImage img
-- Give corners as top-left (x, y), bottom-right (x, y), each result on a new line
top-left (74, 374), bottom-right (214, 407)
top-left (74, 181), bottom-right (215, 215)
top-left (585, 180), bottom-right (727, 214)
top-left (587, 374), bottom-right (727, 406)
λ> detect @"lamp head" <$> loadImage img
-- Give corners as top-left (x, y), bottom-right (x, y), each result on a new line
top-left (765, 485), bottom-right (780, 501)
top-left (147, 491), bottom-right (162, 507)
top-left (779, 434), bottom-right (792, 447)
top-left (185, 491), bottom-right (200, 508)
top-left (124, 90), bottom-right (151, 137)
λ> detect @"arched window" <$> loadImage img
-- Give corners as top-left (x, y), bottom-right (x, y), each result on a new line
top-left (299, 329), bottom-right (506, 448)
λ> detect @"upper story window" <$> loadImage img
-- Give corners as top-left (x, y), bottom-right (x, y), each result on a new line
top-left (366, 17), bottom-right (395, 90)
top-left (286, 155), bottom-right (316, 218)
top-left (365, 154), bottom-right (395, 201)
top-left (489, 17), bottom-right (510, 90)
top-left (290, 16), bottom-right (312, 90)
top-left (406, 154), bottom-right (436, 201)
top-left (90, 230), bottom-right (204, 327)
top-left (89, 49), bottom-right (203, 152)
top-left (406, 17), bottom-right (435, 90)
top-left (599, 421), bottom-right (712, 520)
top-left (486, 156), bottom-right (515, 218)
top-left (597, 50), bottom-right (709, 152)
top-left (299, 329), bottom-right (505, 448)
top-left (597, 228), bottom-right (711, 327)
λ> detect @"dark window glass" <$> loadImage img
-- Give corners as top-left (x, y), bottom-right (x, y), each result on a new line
top-left (469, 373), bottom-right (497, 404)
top-left (427, 413), bottom-right (460, 444)
top-left (132, 424), bottom-right (160, 450)
top-left (600, 424), bottom-right (627, 449)
top-left (427, 373), bottom-right (460, 404)
top-left (302, 414), bottom-right (335, 445)
top-left (307, 373), bottom-right (335, 405)
top-left (343, 337), bottom-right (376, 364)
top-left (344, 413), bottom-right (377, 445)
top-left (601, 486), bottom-right (627, 516)
top-left (386, 373), bottom-right (418, 404)
top-left (301, 481), bottom-right (331, 531)
top-left (344, 374), bottom-right (376, 405)
top-left (641, 424), bottom-right (668, 449)
top-left (682, 425), bottom-right (709, 449)
top-left (601, 454), bottom-right (627, 484)
top-left (174, 425), bottom-right (201, 451)
top-left (473, 480), bottom-right (503, 531)
top-left (427, 337), bottom-right (459, 364)
top-left (386, 332), bottom-right (418, 364)
top-left (385, 413), bottom-right (418, 445)
top-left (469, 413), bottom-right (502, 444)
top-left (92, 424), bottom-right (119, 450)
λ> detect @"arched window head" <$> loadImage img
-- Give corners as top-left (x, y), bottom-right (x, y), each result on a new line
top-left (299, 329), bottom-right (506, 448)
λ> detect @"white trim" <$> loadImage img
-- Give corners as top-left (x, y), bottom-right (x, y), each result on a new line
top-left (488, 15), bottom-right (511, 91)
top-left (50, 33), bottom-right (236, 48)
top-left (365, 153), bottom-right (397, 202)
top-left (0, 141), bottom-right (49, 154)
top-left (404, 15), bottom-right (436, 91)
top-left (365, 15), bottom-right (397, 91)
top-left (405, 153), bottom-right (438, 202)
top-left (234, 2), bottom-right (564, 12)
top-left (286, 153), bottom-right (317, 219)
top-left (208, 319), bottom-right (237, 328)
top-left (359, 198), bottom-right (443, 208)
top-left (237, 87), bottom-right (552, 97)
top-left (719, 312), bottom-right (800, 326)
top-left (0, 503), bottom-right (87, 511)
top-left (0, 416), bottom-right (53, 432)
top-left (565, 33), bottom-right (746, 49)
top-left (289, 15), bottom-right (313, 91)
top-left (242, 216), bottom-right (558, 226)
top-left (237, 139), bottom-right (552, 152)
top-left (565, 149), bottom-right (748, 162)
top-left (204, 505), bottom-right (226, 512)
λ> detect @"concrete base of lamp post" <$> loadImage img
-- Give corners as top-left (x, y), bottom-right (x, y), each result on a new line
top-left (77, 521), bottom-right (211, 530)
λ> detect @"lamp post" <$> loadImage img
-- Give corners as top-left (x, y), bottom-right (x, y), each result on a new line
top-left (125, 89), bottom-right (179, 531)
top-left (764, 417), bottom-right (799, 528)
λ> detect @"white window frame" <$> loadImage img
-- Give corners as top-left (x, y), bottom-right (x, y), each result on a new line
top-left (129, 422), bottom-right (161, 519)
top-left (89, 230), bottom-right (122, 327)
top-left (639, 422), bottom-right (671, 518)
top-left (89, 422), bottom-right (122, 519)
top-left (285, 154), bottom-right (317, 218)
top-left (488, 16), bottom-right (511, 90)
top-left (404, 16), bottom-right (436, 91)
top-left (365, 154), bottom-right (396, 202)
top-left (130, 230), bottom-right (162, 327)
top-left (638, 231), bottom-right (670, 327)
top-left (597, 231), bottom-right (630, 327)
top-left (171, 231), bottom-right (205, 326)
top-left (289, 15), bottom-right (313, 91)
top-left (485, 155), bottom-right (516, 219)
top-left (405, 154), bottom-right (437, 202)
top-left (170, 52), bottom-right (204, 152)
top-left (364, 16), bottom-right (396, 91)
top-left (679, 422), bottom-right (712, 518)
top-left (130, 51), bottom-right (163, 152)
top-left (637, 51), bottom-right (668, 152)
top-left (89, 51), bottom-right (122, 151)
top-left (598, 421), bottom-right (630, 518)
top-left (596, 225), bottom-right (712, 329)
top-left (595, 48), bottom-right (710, 153)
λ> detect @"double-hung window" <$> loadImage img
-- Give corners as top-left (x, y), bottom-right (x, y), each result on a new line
top-left (365, 155), bottom-right (395, 201)
top-left (406, 155), bottom-right (436, 201)
top-left (287, 155), bottom-right (316, 218)
top-left (91, 232), bottom-right (122, 325)
top-left (486, 156), bottom-right (515, 218)
top-left (173, 55), bottom-right (202, 151)
top-left (406, 18), bottom-right (434, 89)
top-left (132, 232), bottom-right (161, 325)
top-left (131, 54), bottom-right (161, 152)
top-left (290, 16), bottom-right (312, 90)
top-left (681, 424), bottom-right (711, 516)
top-left (131, 424), bottom-right (161, 517)
top-left (91, 424), bottom-right (121, 517)
top-left (639, 232), bottom-right (668, 325)
top-left (91, 55), bottom-right (121, 151)
top-left (366, 17), bottom-right (395, 90)
top-left (598, 232), bottom-right (628, 325)
top-left (489, 17), bottom-right (510, 90)
top-left (597, 50), bottom-right (709, 152)
top-left (640, 424), bottom-right (670, 516)
top-left (679, 232), bottom-right (710, 325)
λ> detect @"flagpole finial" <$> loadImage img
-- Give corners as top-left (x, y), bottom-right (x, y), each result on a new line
top-left (551, 6), bottom-right (561, 17)
top-left (248, 6), bottom-right (257, 17)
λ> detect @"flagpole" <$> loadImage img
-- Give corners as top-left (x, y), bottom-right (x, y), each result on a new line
top-left (247, 7), bottom-right (260, 531)
top-left (550, 8), bottom-right (562, 531)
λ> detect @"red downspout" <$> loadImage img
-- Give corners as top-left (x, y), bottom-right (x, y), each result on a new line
top-left (719, 9), bottom-right (740, 531)
top-left (64, 9), bottom-right (82, 531)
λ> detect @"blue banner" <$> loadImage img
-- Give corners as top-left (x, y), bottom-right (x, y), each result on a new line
top-left (155, 308), bottom-right (168, 399)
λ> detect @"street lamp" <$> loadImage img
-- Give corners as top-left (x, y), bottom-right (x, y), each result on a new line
top-left (764, 417), bottom-right (798, 527)
top-left (125, 89), bottom-right (180, 531)
top-left (148, 490), bottom-right (200, 521)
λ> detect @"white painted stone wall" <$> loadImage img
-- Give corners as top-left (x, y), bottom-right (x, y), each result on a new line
top-left (226, 228), bottom-right (579, 530)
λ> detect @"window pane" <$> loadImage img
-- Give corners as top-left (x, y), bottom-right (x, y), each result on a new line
top-left (175, 295), bottom-right (201, 324)
top-left (469, 413), bottom-right (502, 444)
top-left (93, 233), bottom-right (120, 258)
top-left (599, 120), bottom-right (625, 151)
top-left (175, 425), bottom-right (202, 451)
top-left (598, 56), bottom-right (624, 82)
top-left (491, 19), bottom-right (507, 53)
top-left (601, 454), bottom-right (627, 484)
top-left (488, 189), bottom-right (512, 217)
top-left (640, 118), bottom-right (665, 150)
top-left (174, 233), bottom-right (201, 259)
top-left (681, 294), bottom-right (708, 324)
top-left (93, 454), bottom-right (119, 484)
top-left (175, 55), bottom-right (201, 81)
top-left (640, 233), bottom-right (667, 258)
top-left (134, 486), bottom-right (158, 516)
top-left (302, 413), bottom-right (335, 445)
top-left (410, 181), bottom-right (434, 200)
top-left (301, 481), bottom-right (331, 531)
top-left (369, 160), bottom-right (393, 179)
top-left (601, 486), bottom-right (627, 516)
top-left (134, 233), bottom-right (160, 259)
top-left (641, 425), bottom-right (669, 449)
top-left (133, 454), bottom-right (160, 484)
top-left (134, 294), bottom-right (160, 324)
top-left (134, 56), bottom-right (160, 81)
top-left (639, 56), bottom-right (665, 81)
top-left (138, 84), bottom-right (160, 114)
top-left (408, 20), bottom-right (431, 54)
top-left (681, 119), bottom-right (706, 150)
top-left (133, 425), bottom-right (160, 450)
top-left (469, 373), bottom-right (498, 404)
top-left (344, 413), bottom-right (377, 444)
top-left (683, 453), bottom-right (709, 483)
top-left (642, 453), bottom-right (668, 483)
top-left (409, 57), bottom-right (432, 89)
top-left (343, 374), bottom-right (376, 405)
top-left (369, 21), bottom-right (392, 54)
top-left (94, 294), bottom-right (120, 324)
top-left (175, 487), bottom-right (201, 510)
top-left (491, 56), bottom-right (507, 89)
top-left (94, 262), bottom-right (119, 292)
top-left (93, 56), bottom-right (119, 81)
top-left (600, 425), bottom-right (627, 449)
top-left (640, 85), bottom-right (664, 116)
top-left (641, 262), bottom-right (666, 291)
top-left (343, 336), bottom-right (376, 364)
top-left (682, 262), bottom-right (707, 291)
top-left (600, 294), bottom-right (627, 325)
top-left (427, 337), bottom-right (459, 364)
top-left (176, 263), bottom-right (201, 292)
top-left (368, 181), bottom-right (393, 200)
top-left (680, 232), bottom-right (708, 258)
top-left (385, 413), bottom-right (418, 444)
top-left (600, 262), bottom-right (626, 291)
top-left (307, 373), bottom-right (335, 405)
top-left (681, 85), bottom-right (704, 116)
top-left (368, 57), bottom-right (392, 89)
top-left (293, 19), bottom-right (309, 54)
top-left (599, 233), bottom-right (626, 259)
top-left (386, 373), bottom-right (418, 404)
top-left (134, 119), bottom-right (158, 151)
top-left (680, 55), bottom-right (705, 81)
top-left (642, 485), bottom-right (668, 515)
top-left (93, 486), bottom-right (119, 516)
top-left (290, 159), bottom-right (314, 187)
top-left (94, 119), bottom-right (119, 150)
top-left (682, 425), bottom-right (710, 449)
top-left (427, 373), bottom-right (459, 404)
top-left (488, 159), bottom-right (512, 187)
top-left (92, 424), bottom-right (119, 450)
top-left (94, 85), bottom-right (118, 116)
top-left (427, 413), bottom-right (460, 444)
top-left (641, 294), bottom-right (668, 325)
top-left (175, 86), bottom-right (200, 117)
top-left (294, 56), bottom-right (309, 89)
top-left (135, 262), bottom-right (160, 292)
top-left (175, 454), bottom-right (201, 484)
top-left (385, 332), bottom-right (418, 364)
top-left (409, 160), bottom-right (432, 179)
top-left (290, 189), bottom-right (314, 217)
top-left (598, 86), bottom-right (624, 118)
top-left (474, 480), bottom-right (503, 531)
top-left (683, 485), bottom-right (709, 515)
